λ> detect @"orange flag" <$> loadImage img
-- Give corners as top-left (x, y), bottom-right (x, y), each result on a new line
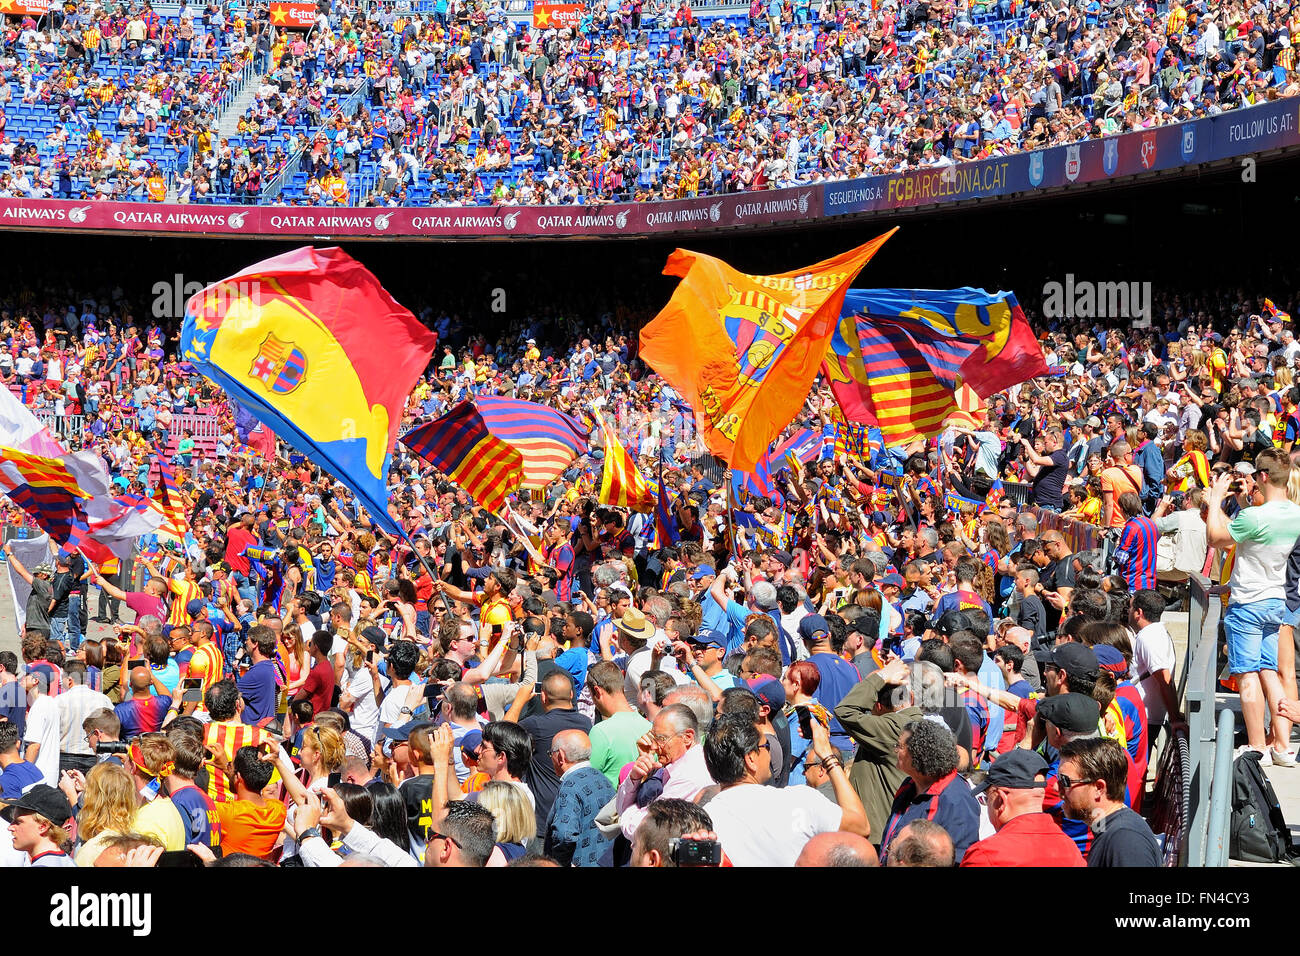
top-left (638, 231), bottom-right (895, 472)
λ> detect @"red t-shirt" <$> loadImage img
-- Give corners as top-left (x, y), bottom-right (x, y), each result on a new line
top-left (298, 658), bottom-right (336, 718)
top-left (225, 527), bottom-right (258, 575)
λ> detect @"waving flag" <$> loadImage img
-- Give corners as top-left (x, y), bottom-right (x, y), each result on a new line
top-left (150, 457), bottom-right (190, 541)
top-left (401, 403), bottom-right (523, 515)
top-left (1265, 298), bottom-right (1292, 323)
top-left (770, 427), bottom-right (822, 475)
top-left (595, 412), bottom-right (654, 512)
top-left (824, 288), bottom-right (1049, 446)
top-left (639, 232), bottom-right (895, 472)
top-left (0, 447), bottom-right (114, 545)
top-left (0, 388), bottom-right (64, 458)
top-left (180, 247), bottom-right (438, 533)
top-left (654, 461), bottom-right (680, 547)
top-left (472, 397), bottom-right (590, 488)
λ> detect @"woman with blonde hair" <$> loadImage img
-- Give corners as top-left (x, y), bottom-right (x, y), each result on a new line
top-left (478, 779), bottom-right (536, 865)
top-left (72, 762), bottom-right (138, 866)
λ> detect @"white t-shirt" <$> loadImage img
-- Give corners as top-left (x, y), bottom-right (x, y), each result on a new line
top-left (24, 695), bottom-right (60, 786)
top-left (1133, 622), bottom-right (1176, 727)
top-left (705, 783), bottom-right (843, 867)
top-left (346, 666), bottom-right (384, 745)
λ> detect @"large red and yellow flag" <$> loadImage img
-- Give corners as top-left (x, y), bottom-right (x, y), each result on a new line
top-left (639, 232), bottom-right (895, 473)
top-left (595, 412), bottom-right (654, 512)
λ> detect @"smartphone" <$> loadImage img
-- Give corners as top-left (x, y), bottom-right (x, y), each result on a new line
top-left (181, 677), bottom-right (203, 704)
top-left (491, 623), bottom-right (504, 639)
top-left (669, 838), bottom-right (722, 867)
top-left (795, 704), bottom-right (813, 740)
top-left (365, 649), bottom-right (374, 663)
top-left (126, 658), bottom-right (146, 671)
top-left (327, 771), bottom-right (342, 788)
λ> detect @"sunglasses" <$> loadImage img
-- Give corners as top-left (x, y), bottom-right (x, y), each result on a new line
top-left (1056, 772), bottom-right (1095, 790)
top-left (427, 829), bottom-right (461, 849)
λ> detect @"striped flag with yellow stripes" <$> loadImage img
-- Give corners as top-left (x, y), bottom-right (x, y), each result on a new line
top-left (595, 411), bottom-right (655, 512)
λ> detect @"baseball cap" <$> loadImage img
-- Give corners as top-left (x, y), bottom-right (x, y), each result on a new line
top-left (0, 784), bottom-right (73, 826)
top-left (1035, 693), bottom-right (1100, 733)
top-left (769, 550), bottom-right (794, 567)
top-left (1087, 415), bottom-right (1102, 429)
top-left (460, 729), bottom-right (483, 761)
top-left (746, 677), bottom-right (787, 711)
top-left (186, 598), bottom-right (207, 617)
top-left (798, 614), bottom-right (830, 642)
top-left (1034, 642), bottom-right (1099, 682)
top-left (933, 610), bottom-right (971, 637)
top-left (383, 719), bottom-right (432, 743)
top-left (1093, 644), bottom-right (1128, 675)
top-left (881, 573), bottom-right (905, 589)
top-left (687, 631), bottom-right (727, 651)
top-left (691, 565), bottom-right (716, 580)
top-left (1234, 461), bottom-right (1257, 475)
top-left (972, 749), bottom-right (1050, 794)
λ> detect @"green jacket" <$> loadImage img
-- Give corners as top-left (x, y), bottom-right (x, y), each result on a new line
top-left (834, 671), bottom-right (923, 847)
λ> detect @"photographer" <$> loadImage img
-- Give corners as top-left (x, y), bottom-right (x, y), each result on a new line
top-left (630, 798), bottom-right (725, 867)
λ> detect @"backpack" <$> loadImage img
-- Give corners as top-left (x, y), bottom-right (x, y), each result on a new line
top-left (1229, 749), bottom-right (1299, 864)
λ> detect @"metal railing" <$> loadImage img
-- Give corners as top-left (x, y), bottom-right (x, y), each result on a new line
top-left (1181, 573), bottom-right (1228, 866)
top-left (261, 77), bottom-right (371, 202)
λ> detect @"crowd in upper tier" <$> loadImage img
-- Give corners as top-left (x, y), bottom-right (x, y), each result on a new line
top-left (0, 0), bottom-right (1293, 205)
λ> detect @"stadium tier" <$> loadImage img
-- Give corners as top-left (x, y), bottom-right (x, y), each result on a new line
top-left (0, 0), bottom-right (1295, 209)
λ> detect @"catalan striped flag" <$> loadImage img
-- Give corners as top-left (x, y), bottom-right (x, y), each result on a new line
top-left (824, 288), bottom-right (1048, 447)
top-left (471, 397), bottom-right (590, 488)
top-left (150, 457), bottom-right (190, 541)
top-left (402, 403), bottom-right (524, 514)
top-left (595, 411), bottom-right (654, 512)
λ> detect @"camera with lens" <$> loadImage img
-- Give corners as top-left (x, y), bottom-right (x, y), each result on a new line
top-left (95, 741), bottom-right (130, 755)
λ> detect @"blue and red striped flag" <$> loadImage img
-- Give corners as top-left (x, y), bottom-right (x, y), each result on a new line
top-left (770, 428), bottom-right (822, 475)
top-left (654, 461), bottom-right (679, 547)
top-left (824, 288), bottom-right (1049, 446)
top-left (4, 482), bottom-right (79, 544)
top-left (471, 397), bottom-right (590, 488)
top-left (401, 403), bottom-right (524, 514)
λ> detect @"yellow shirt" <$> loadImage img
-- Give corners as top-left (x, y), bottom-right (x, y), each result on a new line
top-left (132, 797), bottom-right (188, 851)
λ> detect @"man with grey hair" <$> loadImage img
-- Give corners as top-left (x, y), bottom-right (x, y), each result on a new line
top-left (592, 561), bottom-right (629, 590)
top-left (915, 527), bottom-right (940, 561)
top-left (544, 728), bottom-right (614, 866)
top-left (885, 819), bottom-right (956, 867)
top-left (833, 657), bottom-right (932, 849)
top-left (1014, 513), bottom-right (1039, 544)
top-left (663, 684), bottom-right (713, 732)
top-left (615, 702), bottom-right (714, 841)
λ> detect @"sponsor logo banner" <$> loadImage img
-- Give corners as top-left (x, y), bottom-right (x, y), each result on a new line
top-left (533, 2), bottom-right (581, 29)
top-left (0, 102), bottom-right (1294, 239)
top-left (269, 1), bottom-right (316, 28)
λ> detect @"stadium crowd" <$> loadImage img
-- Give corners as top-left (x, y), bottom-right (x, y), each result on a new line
top-left (0, 272), bottom-right (1296, 869)
top-left (0, 0), bottom-right (1297, 205)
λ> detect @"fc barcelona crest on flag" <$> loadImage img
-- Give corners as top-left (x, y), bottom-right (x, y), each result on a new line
top-left (250, 333), bottom-right (307, 394)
